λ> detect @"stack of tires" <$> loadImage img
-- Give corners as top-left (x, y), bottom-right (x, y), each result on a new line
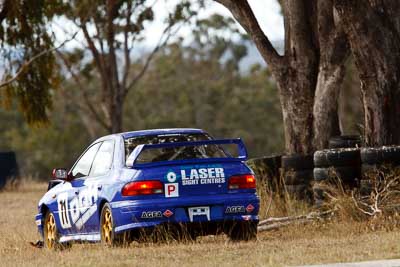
top-left (0, 152), bottom-right (19, 190)
top-left (281, 154), bottom-right (314, 201)
top-left (247, 155), bottom-right (282, 192)
top-left (313, 135), bottom-right (362, 205)
top-left (360, 146), bottom-right (400, 195)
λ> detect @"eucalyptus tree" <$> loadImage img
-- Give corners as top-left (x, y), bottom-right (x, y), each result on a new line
top-left (215, 0), bottom-right (349, 154)
top-left (334, 0), bottom-right (400, 146)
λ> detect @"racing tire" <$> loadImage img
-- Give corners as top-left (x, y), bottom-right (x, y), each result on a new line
top-left (227, 221), bottom-right (257, 242)
top-left (361, 146), bottom-right (400, 165)
top-left (281, 154), bottom-right (314, 171)
top-left (43, 211), bottom-right (69, 250)
top-left (329, 135), bottom-right (361, 149)
top-left (100, 203), bottom-right (125, 246)
top-left (314, 148), bottom-right (360, 167)
top-left (313, 166), bottom-right (359, 183)
top-left (283, 170), bottom-right (314, 185)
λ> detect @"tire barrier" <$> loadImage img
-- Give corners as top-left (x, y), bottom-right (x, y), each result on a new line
top-left (360, 146), bottom-right (400, 195)
top-left (0, 152), bottom-right (19, 190)
top-left (281, 154), bottom-right (314, 201)
top-left (313, 148), bottom-right (361, 204)
top-left (328, 135), bottom-right (362, 149)
top-left (246, 155), bottom-right (282, 192)
top-left (361, 146), bottom-right (400, 165)
top-left (314, 148), bottom-right (361, 168)
top-left (249, 145), bottom-right (400, 205)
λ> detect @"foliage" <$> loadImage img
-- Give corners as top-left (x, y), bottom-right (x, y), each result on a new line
top-left (0, 0), bottom-right (62, 124)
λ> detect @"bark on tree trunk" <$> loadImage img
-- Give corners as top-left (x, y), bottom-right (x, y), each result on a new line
top-left (109, 93), bottom-right (124, 133)
top-left (277, 67), bottom-right (316, 155)
top-left (334, 0), bottom-right (400, 146)
top-left (313, 65), bottom-right (345, 149)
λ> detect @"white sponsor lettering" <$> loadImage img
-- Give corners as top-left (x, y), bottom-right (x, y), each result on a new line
top-left (180, 168), bottom-right (225, 185)
top-left (57, 192), bottom-right (71, 229)
top-left (57, 183), bottom-right (99, 229)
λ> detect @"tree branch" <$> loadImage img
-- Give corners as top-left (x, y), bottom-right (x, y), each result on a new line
top-left (80, 22), bottom-right (106, 79)
top-left (0, 31), bottom-right (79, 89)
top-left (125, 15), bottom-right (189, 95)
top-left (122, 1), bottom-right (132, 90)
top-left (57, 51), bottom-right (112, 132)
top-left (214, 0), bottom-right (283, 72)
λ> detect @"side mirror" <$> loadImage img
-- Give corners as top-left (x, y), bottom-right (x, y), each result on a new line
top-left (52, 168), bottom-right (69, 180)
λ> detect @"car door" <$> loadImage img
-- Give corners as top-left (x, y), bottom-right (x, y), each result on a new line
top-left (80, 139), bottom-right (115, 233)
top-left (59, 142), bottom-right (101, 235)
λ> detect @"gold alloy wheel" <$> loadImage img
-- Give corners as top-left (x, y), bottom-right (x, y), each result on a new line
top-left (102, 208), bottom-right (113, 245)
top-left (45, 213), bottom-right (57, 249)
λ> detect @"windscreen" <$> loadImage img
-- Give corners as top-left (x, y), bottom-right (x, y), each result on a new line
top-left (135, 143), bottom-right (230, 164)
top-left (124, 133), bottom-right (213, 160)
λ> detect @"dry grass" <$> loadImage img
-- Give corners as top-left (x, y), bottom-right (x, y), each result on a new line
top-left (0, 179), bottom-right (399, 267)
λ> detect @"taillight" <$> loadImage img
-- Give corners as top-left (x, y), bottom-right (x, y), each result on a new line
top-left (228, 174), bottom-right (256, 190)
top-left (121, 181), bottom-right (163, 196)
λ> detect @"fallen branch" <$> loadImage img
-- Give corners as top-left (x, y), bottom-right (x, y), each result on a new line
top-left (258, 218), bottom-right (314, 232)
top-left (258, 209), bottom-right (335, 227)
top-left (257, 210), bottom-right (335, 232)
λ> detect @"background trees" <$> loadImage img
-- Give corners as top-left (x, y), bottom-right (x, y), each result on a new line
top-left (214, 0), bottom-right (349, 154)
top-left (57, 0), bottom-right (199, 133)
top-left (0, 14), bottom-right (285, 178)
top-left (1, 0), bottom-right (398, 178)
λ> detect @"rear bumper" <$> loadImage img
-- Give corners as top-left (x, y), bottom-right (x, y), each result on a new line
top-left (111, 193), bottom-right (259, 233)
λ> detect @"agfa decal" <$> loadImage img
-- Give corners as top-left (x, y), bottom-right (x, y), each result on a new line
top-left (141, 211), bottom-right (162, 219)
top-left (225, 206), bottom-right (245, 213)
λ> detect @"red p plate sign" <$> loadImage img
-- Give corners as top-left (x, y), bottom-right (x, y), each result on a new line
top-left (165, 183), bottom-right (179, 198)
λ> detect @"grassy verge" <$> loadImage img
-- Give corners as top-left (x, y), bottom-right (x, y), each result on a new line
top-left (0, 179), bottom-right (399, 267)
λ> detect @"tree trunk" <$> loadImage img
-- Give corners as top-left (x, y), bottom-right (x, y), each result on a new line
top-left (216, 0), bottom-right (348, 154)
top-left (313, 65), bottom-right (344, 149)
top-left (334, 0), bottom-right (400, 146)
top-left (110, 100), bottom-right (123, 133)
top-left (277, 67), bottom-right (316, 155)
top-left (313, 0), bottom-right (349, 150)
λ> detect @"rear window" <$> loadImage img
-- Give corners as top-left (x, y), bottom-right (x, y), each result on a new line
top-left (135, 143), bottom-right (229, 164)
top-left (124, 133), bottom-right (212, 160)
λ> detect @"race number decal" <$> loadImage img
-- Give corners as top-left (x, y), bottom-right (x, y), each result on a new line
top-left (165, 183), bottom-right (179, 198)
top-left (57, 192), bottom-right (71, 229)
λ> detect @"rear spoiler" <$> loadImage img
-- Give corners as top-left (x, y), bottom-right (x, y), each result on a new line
top-left (126, 138), bottom-right (248, 168)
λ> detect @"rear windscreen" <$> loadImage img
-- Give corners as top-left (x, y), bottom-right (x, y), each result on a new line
top-left (135, 143), bottom-right (232, 164)
top-left (124, 133), bottom-right (212, 160)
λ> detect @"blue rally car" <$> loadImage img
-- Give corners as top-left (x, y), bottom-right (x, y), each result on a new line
top-left (35, 129), bottom-right (259, 249)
